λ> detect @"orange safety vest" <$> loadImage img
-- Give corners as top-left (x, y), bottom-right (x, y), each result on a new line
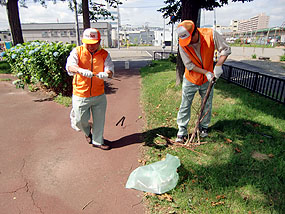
top-left (182, 28), bottom-right (215, 85)
top-left (72, 46), bottom-right (108, 98)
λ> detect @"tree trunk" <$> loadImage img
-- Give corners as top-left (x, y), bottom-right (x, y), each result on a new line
top-left (176, 50), bottom-right (185, 85)
top-left (82, 0), bottom-right (90, 29)
top-left (6, 0), bottom-right (24, 45)
top-left (176, 0), bottom-right (201, 85)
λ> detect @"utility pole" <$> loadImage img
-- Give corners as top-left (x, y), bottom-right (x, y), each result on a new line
top-left (117, 3), bottom-right (120, 49)
top-left (73, 0), bottom-right (80, 46)
top-left (197, 8), bottom-right (201, 28)
top-left (214, 9), bottom-right (217, 31)
top-left (163, 18), bottom-right (165, 43)
top-left (171, 16), bottom-right (174, 53)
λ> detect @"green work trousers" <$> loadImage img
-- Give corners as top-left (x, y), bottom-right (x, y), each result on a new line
top-left (177, 76), bottom-right (214, 136)
top-left (72, 94), bottom-right (107, 145)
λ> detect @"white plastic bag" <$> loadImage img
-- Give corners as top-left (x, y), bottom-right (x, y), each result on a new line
top-left (70, 108), bottom-right (81, 132)
top-left (126, 154), bottom-right (180, 194)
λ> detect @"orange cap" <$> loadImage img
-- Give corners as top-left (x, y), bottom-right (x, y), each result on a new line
top-left (177, 20), bottom-right (195, 46)
top-left (82, 28), bottom-right (101, 44)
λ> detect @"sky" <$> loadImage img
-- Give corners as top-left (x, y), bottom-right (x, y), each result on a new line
top-left (0, 0), bottom-right (284, 31)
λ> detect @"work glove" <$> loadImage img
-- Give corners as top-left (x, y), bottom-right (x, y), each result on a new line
top-left (205, 71), bottom-right (214, 82)
top-left (78, 68), bottom-right (93, 78)
top-left (96, 72), bottom-right (109, 80)
top-left (214, 65), bottom-right (223, 79)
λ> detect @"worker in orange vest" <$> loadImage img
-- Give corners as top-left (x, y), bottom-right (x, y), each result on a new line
top-left (66, 28), bottom-right (114, 150)
top-left (175, 20), bottom-right (231, 143)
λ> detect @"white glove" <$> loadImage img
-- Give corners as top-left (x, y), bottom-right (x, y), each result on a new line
top-left (214, 65), bottom-right (223, 79)
top-left (205, 72), bottom-right (214, 82)
top-left (96, 72), bottom-right (109, 80)
top-left (78, 68), bottom-right (93, 78)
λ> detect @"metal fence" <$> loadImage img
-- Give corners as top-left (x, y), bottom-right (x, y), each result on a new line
top-left (153, 52), bottom-right (285, 104)
top-left (153, 51), bottom-right (177, 60)
top-left (222, 64), bottom-right (285, 104)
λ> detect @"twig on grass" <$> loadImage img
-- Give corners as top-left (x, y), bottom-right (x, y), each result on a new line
top-left (186, 77), bottom-right (216, 146)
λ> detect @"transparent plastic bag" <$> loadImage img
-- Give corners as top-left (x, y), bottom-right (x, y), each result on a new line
top-left (70, 108), bottom-right (81, 132)
top-left (126, 154), bottom-right (180, 194)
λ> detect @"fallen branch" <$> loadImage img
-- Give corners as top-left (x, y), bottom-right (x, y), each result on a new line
top-left (82, 200), bottom-right (94, 210)
top-left (186, 77), bottom-right (216, 146)
top-left (156, 134), bottom-right (205, 156)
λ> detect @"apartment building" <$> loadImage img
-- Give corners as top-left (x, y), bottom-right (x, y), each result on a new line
top-left (238, 13), bottom-right (269, 33)
top-left (21, 22), bottom-right (112, 47)
top-left (230, 20), bottom-right (239, 32)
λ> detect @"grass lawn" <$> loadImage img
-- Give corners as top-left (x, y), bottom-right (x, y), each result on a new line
top-left (140, 60), bottom-right (285, 214)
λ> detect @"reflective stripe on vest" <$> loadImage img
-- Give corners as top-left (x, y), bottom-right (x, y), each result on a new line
top-left (182, 28), bottom-right (215, 85)
top-left (72, 46), bottom-right (108, 97)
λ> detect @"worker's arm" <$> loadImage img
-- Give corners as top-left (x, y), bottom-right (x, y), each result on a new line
top-left (216, 55), bottom-right (228, 66)
top-left (103, 53), bottom-right (114, 78)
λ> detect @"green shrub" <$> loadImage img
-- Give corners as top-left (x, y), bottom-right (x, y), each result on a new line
top-left (252, 53), bottom-right (257, 59)
top-left (3, 41), bottom-right (75, 95)
top-left (168, 53), bottom-right (177, 63)
top-left (280, 55), bottom-right (285, 61)
top-left (234, 39), bottom-right (241, 44)
top-left (0, 60), bottom-right (11, 74)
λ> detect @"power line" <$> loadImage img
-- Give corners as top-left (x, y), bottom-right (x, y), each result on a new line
top-left (120, 5), bottom-right (164, 8)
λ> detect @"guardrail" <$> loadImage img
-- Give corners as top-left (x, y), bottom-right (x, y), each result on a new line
top-left (222, 64), bottom-right (285, 104)
top-left (153, 51), bottom-right (177, 60)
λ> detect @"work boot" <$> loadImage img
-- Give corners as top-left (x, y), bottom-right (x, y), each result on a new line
top-left (92, 143), bottom-right (111, 150)
top-left (85, 132), bottom-right (92, 144)
top-left (199, 127), bottom-right (208, 138)
top-left (175, 135), bottom-right (187, 143)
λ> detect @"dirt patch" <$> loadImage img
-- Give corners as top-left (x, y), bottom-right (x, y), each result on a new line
top-left (0, 73), bottom-right (57, 100)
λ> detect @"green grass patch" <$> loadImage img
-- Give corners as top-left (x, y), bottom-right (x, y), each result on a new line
top-left (0, 60), bottom-right (11, 74)
top-left (53, 94), bottom-right (72, 107)
top-left (140, 60), bottom-right (285, 214)
top-left (230, 44), bottom-right (276, 48)
top-left (0, 78), bottom-right (11, 81)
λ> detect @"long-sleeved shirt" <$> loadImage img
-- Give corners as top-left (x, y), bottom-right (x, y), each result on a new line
top-left (65, 47), bottom-right (114, 76)
top-left (179, 30), bottom-right (231, 71)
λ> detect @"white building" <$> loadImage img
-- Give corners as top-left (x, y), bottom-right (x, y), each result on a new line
top-left (230, 20), bottom-right (239, 32)
top-left (238, 13), bottom-right (270, 33)
top-left (21, 22), bottom-right (112, 47)
top-left (215, 25), bottom-right (232, 35)
top-left (153, 27), bottom-right (178, 47)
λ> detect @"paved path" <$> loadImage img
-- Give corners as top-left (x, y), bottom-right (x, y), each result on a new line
top-left (0, 65), bottom-right (146, 213)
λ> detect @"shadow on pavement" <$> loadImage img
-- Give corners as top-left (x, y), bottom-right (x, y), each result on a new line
top-left (108, 127), bottom-right (178, 150)
top-left (33, 97), bottom-right (54, 102)
top-left (104, 81), bottom-right (118, 94)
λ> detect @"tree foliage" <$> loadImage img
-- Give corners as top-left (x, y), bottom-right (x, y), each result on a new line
top-left (68, 0), bottom-right (122, 29)
top-left (159, 0), bottom-right (253, 24)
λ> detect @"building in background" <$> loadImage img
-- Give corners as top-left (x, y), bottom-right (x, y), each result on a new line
top-left (0, 30), bottom-right (11, 42)
top-left (238, 13), bottom-right (269, 33)
top-left (215, 25), bottom-right (232, 35)
top-left (21, 22), bottom-right (112, 47)
top-left (230, 20), bottom-right (239, 32)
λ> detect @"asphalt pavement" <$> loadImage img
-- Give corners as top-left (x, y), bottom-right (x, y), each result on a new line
top-left (0, 60), bottom-right (146, 213)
